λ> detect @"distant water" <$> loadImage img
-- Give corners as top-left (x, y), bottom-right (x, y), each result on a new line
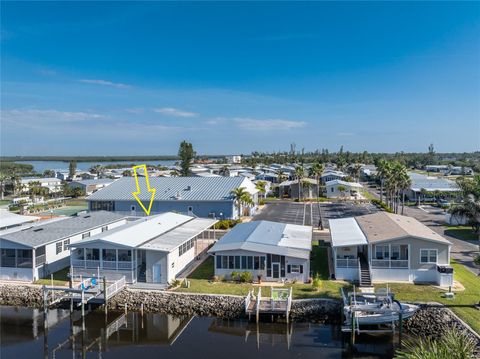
top-left (15, 160), bottom-right (178, 173)
top-left (0, 305), bottom-right (399, 358)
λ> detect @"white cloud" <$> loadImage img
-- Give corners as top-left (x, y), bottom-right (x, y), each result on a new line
top-left (2, 109), bottom-right (106, 126)
top-left (234, 117), bottom-right (306, 130)
top-left (153, 107), bottom-right (198, 118)
top-left (79, 79), bottom-right (131, 88)
top-left (205, 117), bottom-right (227, 125)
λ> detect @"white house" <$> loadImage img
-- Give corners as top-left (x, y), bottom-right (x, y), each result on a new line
top-left (208, 220), bottom-right (312, 283)
top-left (330, 212), bottom-right (453, 287)
top-left (20, 177), bottom-right (63, 193)
top-left (69, 212), bottom-right (217, 284)
top-left (325, 180), bottom-right (363, 199)
top-left (321, 171), bottom-right (346, 184)
top-left (0, 210), bottom-right (40, 230)
top-left (406, 173), bottom-right (459, 202)
top-left (68, 178), bottom-right (116, 195)
top-left (0, 211), bottom-right (127, 281)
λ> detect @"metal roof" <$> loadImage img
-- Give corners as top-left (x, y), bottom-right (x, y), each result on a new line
top-left (73, 213), bottom-right (216, 252)
top-left (87, 176), bottom-right (256, 202)
top-left (0, 210), bottom-right (40, 229)
top-left (208, 221), bottom-right (312, 259)
top-left (408, 173), bottom-right (459, 192)
top-left (325, 180), bottom-right (363, 188)
top-left (0, 211), bottom-right (127, 248)
top-left (329, 218), bottom-right (368, 247)
top-left (71, 178), bottom-right (116, 186)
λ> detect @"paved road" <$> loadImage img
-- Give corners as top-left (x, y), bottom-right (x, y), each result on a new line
top-left (363, 183), bottom-right (480, 275)
top-left (254, 200), bottom-right (321, 226)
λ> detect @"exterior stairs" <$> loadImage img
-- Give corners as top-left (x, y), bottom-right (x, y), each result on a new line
top-left (359, 254), bottom-right (372, 287)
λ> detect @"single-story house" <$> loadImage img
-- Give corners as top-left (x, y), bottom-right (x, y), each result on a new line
top-left (0, 210), bottom-right (40, 230)
top-left (69, 212), bottom-right (217, 284)
top-left (87, 177), bottom-right (259, 219)
top-left (20, 177), bottom-right (63, 193)
top-left (68, 178), bottom-right (116, 195)
top-left (278, 178), bottom-right (319, 199)
top-left (0, 211), bottom-right (127, 281)
top-left (208, 220), bottom-right (312, 283)
top-left (405, 173), bottom-right (460, 202)
top-left (321, 171), bottom-right (346, 184)
top-left (330, 212), bottom-right (453, 286)
top-left (325, 180), bottom-right (363, 199)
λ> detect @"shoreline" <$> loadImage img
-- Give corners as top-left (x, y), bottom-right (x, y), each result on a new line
top-left (1, 283), bottom-right (479, 348)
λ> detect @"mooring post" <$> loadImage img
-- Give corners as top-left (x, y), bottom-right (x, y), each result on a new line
top-left (103, 276), bottom-right (108, 317)
top-left (399, 311), bottom-right (403, 347)
top-left (50, 274), bottom-right (53, 288)
top-left (350, 310), bottom-right (356, 345)
top-left (141, 303), bottom-right (144, 317)
top-left (81, 290), bottom-right (85, 318)
top-left (69, 272), bottom-right (73, 313)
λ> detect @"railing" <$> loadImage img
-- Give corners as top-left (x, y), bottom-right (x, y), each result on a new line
top-left (336, 258), bottom-right (359, 268)
top-left (85, 260), bottom-right (101, 269)
top-left (117, 261), bottom-right (135, 270)
top-left (103, 261), bottom-right (116, 269)
top-left (71, 260), bottom-right (136, 270)
top-left (71, 259), bottom-right (85, 268)
top-left (371, 259), bottom-right (408, 268)
top-left (0, 258), bottom-right (15, 267)
top-left (105, 276), bottom-right (126, 299)
top-left (35, 254), bottom-right (46, 266)
top-left (17, 258), bottom-right (33, 268)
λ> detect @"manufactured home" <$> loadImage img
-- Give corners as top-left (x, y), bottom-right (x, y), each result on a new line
top-left (208, 220), bottom-right (312, 283)
top-left (0, 211), bottom-right (127, 281)
top-left (330, 212), bottom-right (453, 287)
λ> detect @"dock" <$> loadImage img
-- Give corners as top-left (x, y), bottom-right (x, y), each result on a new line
top-left (245, 287), bottom-right (293, 323)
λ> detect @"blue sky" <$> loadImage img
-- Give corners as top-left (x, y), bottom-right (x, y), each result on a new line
top-left (1, 1), bottom-right (479, 155)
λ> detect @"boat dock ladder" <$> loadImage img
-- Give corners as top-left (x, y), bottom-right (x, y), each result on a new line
top-left (245, 287), bottom-right (293, 323)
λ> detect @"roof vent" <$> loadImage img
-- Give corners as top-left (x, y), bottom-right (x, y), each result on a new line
top-left (33, 228), bottom-right (44, 232)
top-left (175, 191), bottom-right (182, 199)
top-left (186, 185), bottom-right (192, 191)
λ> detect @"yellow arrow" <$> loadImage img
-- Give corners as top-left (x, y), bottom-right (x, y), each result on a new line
top-left (131, 164), bottom-right (156, 216)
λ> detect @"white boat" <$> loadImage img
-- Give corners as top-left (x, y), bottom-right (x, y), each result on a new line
top-left (342, 289), bottom-right (419, 326)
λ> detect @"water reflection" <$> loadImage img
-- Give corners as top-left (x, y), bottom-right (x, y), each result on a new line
top-left (0, 306), bottom-right (397, 358)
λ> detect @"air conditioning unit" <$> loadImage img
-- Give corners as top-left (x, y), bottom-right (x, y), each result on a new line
top-left (437, 265), bottom-right (453, 274)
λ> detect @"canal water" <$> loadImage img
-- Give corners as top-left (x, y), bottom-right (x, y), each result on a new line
top-left (0, 306), bottom-right (399, 358)
top-left (15, 160), bottom-right (178, 173)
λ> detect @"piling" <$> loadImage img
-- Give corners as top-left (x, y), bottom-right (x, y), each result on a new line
top-left (103, 277), bottom-right (108, 316)
top-left (350, 310), bottom-right (356, 345)
top-left (69, 272), bottom-right (73, 313)
top-left (399, 311), bottom-right (403, 347)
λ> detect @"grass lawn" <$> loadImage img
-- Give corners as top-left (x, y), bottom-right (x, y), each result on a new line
top-left (0, 199), bottom-right (10, 206)
top-left (444, 226), bottom-right (479, 242)
top-left (375, 260), bottom-right (480, 334)
top-left (65, 199), bottom-right (88, 207)
top-left (174, 245), bottom-right (351, 299)
top-left (34, 267), bottom-right (70, 286)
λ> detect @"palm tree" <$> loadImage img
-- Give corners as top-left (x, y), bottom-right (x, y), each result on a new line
top-left (337, 185), bottom-right (347, 200)
top-left (230, 187), bottom-right (252, 218)
top-left (309, 162), bottom-right (324, 199)
top-left (219, 165), bottom-right (229, 177)
top-left (275, 169), bottom-right (286, 184)
top-left (294, 165), bottom-right (305, 201)
top-left (350, 164), bottom-right (363, 183)
top-left (449, 175), bottom-right (480, 234)
top-left (376, 160), bottom-right (390, 204)
top-left (255, 181), bottom-right (267, 199)
top-left (0, 173), bottom-right (7, 200)
top-left (398, 168), bottom-right (412, 215)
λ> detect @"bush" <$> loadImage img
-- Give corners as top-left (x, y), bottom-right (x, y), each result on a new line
top-left (259, 199), bottom-right (266, 206)
top-left (371, 199), bottom-right (393, 213)
top-left (239, 271), bottom-right (253, 283)
top-left (211, 275), bottom-right (220, 282)
top-left (312, 275), bottom-right (322, 291)
top-left (474, 254), bottom-right (480, 266)
top-left (169, 279), bottom-right (181, 288)
top-left (214, 219), bottom-right (241, 230)
top-left (230, 271), bottom-right (240, 281)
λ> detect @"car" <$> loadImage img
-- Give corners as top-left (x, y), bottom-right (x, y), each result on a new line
top-left (437, 198), bottom-right (450, 208)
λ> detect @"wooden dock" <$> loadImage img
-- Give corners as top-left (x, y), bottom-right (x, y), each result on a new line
top-left (245, 287), bottom-right (293, 322)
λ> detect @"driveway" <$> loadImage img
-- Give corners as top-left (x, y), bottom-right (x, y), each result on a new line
top-left (254, 200), bottom-right (321, 226)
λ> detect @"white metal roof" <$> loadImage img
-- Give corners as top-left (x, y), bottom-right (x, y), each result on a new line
top-left (75, 212), bottom-right (194, 248)
top-left (325, 179), bottom-right (363, 188)
top-left (0, 210), bottom-right (40, 229)
top-left (329, 217), bottom-right (368, 247)
top-left (208, 221), bottom-right (312, 259)
top-left (140, 217), bottom-right (217, 252)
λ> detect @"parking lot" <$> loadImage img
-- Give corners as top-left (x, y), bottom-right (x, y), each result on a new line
top-left (254, 200), bottom-right (378, 228)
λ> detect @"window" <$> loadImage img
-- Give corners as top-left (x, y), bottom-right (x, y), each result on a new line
top-left (241, 256), bottom-right (247, 269)
top-left (76, 248), bottom-right (84, 260)
top-left (391, 245), bottom-right (400, 260)
top-left (247, 256), bottom-right (253, 270)
top-left (267, 254), bottom-right (272, 277)
top-left (290, 264), bottom-right (301, 274)
top-left (280, 256), bottom-right (286, 277)
top-left (85, 248), bottom-right (99, 260)
top-left (216, 255), bottom-right (222, 269)
top-left (56, 242), bottom-right (62, 255)
top-left (63, 239), bottom-right (70, 251)
top-left (1, 249), bottom-right (16, 267)
top-left (222, 256), bottom-right (228, 269)
top-left (228, 256), bottom-right (234, 269)
top-left (82, 232), bottom-right (90, 239)
top-left (118, 250), bottom-right (131, 262)
top-left (188, 206), bottom-right (193, 212)
top-left (260, 256), bottom-right (265, 270)
top-left (420, 249), bottom-right (437, 264)
top-left (90, 201), bottom-right (115, 211)
top-left (234, 256), bottom-right (240, 269)
top-left (254, 256), bottom-right (260, 270)
top-left (102, 249), bottom-right (116, 261)
top-left (331, 187), bottom-right (334, 192)
top-left (131, 205), bottom-right (136, 211)
top-left (101, 226), bottom-right (108, 232)
top-left (375, 245), bottom-right (389, 260)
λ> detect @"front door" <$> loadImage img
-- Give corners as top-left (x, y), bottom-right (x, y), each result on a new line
top-left (272, 263), bottom-right (280, 279)
top-left (152, 264), bottom-right (161, 283)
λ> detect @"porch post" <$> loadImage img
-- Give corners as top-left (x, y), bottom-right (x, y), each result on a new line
top-left (83, 248), bottom-right (86, 269)
top-left (115, 249), bottom-right (118, 270)
top-left (32, 248), bottom-right (36, 281)
top-left (389, 244), bottom-right (391, 268)
top-left (15, 249), bottom-right (18, 268)
top-left (100, 248), bottom-right (103, 270)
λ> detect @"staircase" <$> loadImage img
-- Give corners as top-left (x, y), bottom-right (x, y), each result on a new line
top-left (358, 254), bottom-right (372, 287)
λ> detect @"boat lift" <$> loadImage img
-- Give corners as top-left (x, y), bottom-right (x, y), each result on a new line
top-left (245, 287), bottom-right (293, 323)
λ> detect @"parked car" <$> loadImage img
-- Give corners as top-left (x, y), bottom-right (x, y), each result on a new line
top-left (437, 198), bottom-right (450, 208)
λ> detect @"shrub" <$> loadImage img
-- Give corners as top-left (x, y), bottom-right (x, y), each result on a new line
top-left (169, 279), bottom-right (181, 288)
top-left (230, 271), bottom-right (240, 281)
top-left (211, 275), bottom-right (220, 282)
top-left (394, 327), bottom-right (476, 359)
top-left (259, 199), bottom-right (266, 206)
top-left (312, 275), bottom-right (322, 291)
top-left (474, 254), bottom-right (480, 266)
top-left (214, 219), bottom-right (241, 230)
top-left (371, 199), bottom-right (393, 213)
top-left (239, 271), bottom-right (253, 283)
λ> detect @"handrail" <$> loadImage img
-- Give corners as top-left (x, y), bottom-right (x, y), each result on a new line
top-left (256, 287), bottom-right (261, 319)
top-left (244, 290), bottom-right (252, 314)
top-left (358, 259), bottom-right (362, 286)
